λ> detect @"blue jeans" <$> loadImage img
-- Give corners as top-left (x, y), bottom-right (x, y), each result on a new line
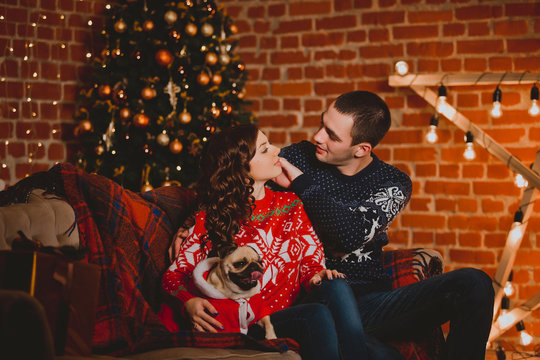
top-left (249, 279), bottom-right (369, 360)
top-left (353, 268), bottom-right (494, 360)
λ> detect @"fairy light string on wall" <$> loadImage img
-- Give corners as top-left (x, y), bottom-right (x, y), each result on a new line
top-left (389, 66), bottom-right (540, 346)
top-left (0, 3), bottom-right (98, 187)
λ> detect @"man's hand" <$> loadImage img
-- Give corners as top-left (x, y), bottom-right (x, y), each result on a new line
top-left (273, 157), bottom-right (303, 189)
top-left (184, 297), bottom-right (224, 333)
top-left (168, 213), bottom-right (196, 263)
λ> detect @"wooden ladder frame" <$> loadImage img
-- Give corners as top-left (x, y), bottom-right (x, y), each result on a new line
top-left (388, 72), bottom-right (540, 342)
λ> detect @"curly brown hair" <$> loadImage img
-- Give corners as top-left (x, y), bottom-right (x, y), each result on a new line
top-left (196, 124), bottom-right (259, 255)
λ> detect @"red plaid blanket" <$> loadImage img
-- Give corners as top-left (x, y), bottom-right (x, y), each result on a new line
top-left (46, 163), bottom-right (297, 356)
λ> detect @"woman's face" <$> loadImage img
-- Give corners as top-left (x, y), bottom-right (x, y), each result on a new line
top-left (249, 131), bottom-right (282, 183)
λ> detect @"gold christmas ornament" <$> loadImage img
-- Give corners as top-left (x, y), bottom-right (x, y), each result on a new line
top-left (133, 112), bottom-right (150, 127)
top-left (169, 30), bottom-right (181, 40)
top-left (80, 119), bottom-right (93, 132)
top-left (141, 86), bottom-right (157, 100)
top-left (155, 49), bottom-right (173, 66)
top-left (185, 23), bottom-right (197, 36)
top-left (141, 183), bottom-right (154, 192)
top-left (222, 102), bottom-right (233, 115)
top-left (98, 84), bottom-right (112, 98)
top-left (219, 53), bottom-right (230, 65)
top-left (119, 107), bottom-right (131, 119)
top-left (204, 122), bottom-right (216, 134)
top-left (169, 139), bottom-right (183, 154)
top-left (235, 62), bottom-right (246, 72)
top-left (205, 52), bottom-right (218, 66)
top-left (201, 23), bottom-right (214, 37)
top-left (114, 19), bottom-right (127, 33)
top-left (197, 72), bottom-right (210, 86)
top-left (229, 24), bottom-right (239, 34)
top-left (211, 73), bottom-right (222, 85)
top-left (95, 144), bottom-right (105, 155)
top-left (179, 110), bottom-right (192, 124)
top-left (157, 131), bottom-right (170, 146)
top-left (164, 10), bottom-right (178, 25)
top-left (210, 103), bottom-right (220, 118)
top-left (142, 20), bottom-right (155, 32)
top-left (113, 89), bottom-right (126, 103)
top-left (111, 48), bottom-right (122, 58)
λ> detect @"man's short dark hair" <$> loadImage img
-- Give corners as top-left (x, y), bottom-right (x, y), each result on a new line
top-left (334, 90), bottom-right (391, 147)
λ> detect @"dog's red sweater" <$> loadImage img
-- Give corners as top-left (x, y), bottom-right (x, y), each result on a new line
top-left (161, 188), bottom-right (326, 333)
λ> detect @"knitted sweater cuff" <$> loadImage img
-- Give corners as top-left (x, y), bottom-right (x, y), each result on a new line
top-left (290, 173), bottom-right (314, 195)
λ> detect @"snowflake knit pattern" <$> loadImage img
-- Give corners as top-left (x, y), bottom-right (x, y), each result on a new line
top-left (281, 141), bottom-right (412, 293)
top-left (162, 187), bottom-right (326, 327)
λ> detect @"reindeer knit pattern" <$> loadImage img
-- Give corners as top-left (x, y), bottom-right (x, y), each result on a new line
top-left (280, 141), bottom-right (413, 294)
top-left (162, 188), bottom-right (326, 323)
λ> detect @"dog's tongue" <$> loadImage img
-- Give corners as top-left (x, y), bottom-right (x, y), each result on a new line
top-left (251, 271), bottom-right (263, 281)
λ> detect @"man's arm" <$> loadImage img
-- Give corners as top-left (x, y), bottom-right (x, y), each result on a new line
top-left (276, 158), bottom-right (411, 254)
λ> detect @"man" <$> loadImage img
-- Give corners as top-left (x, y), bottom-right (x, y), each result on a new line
top-left (273, 90), bottom-right (494, 360)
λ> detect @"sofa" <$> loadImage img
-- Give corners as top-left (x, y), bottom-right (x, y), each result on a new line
top-left (0, 163), bottom-right (444, 360)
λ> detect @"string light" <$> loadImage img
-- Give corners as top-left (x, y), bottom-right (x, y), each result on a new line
top-left (436, 84), bottom-right (448, 113)
top-left (425, 113), bottom-right (439, 144)
top-left (514, 173), bottom-right (528, 188)
top-left (528, 83), bottom-right (539, 116)
top-left (491, 86), bottom-right (503, 118)
top-left (515, 321), bottom-right (533, 346)
top-left (503, 270), bottom-right (515, 297)
top-left (497, 296), bottom-right (515, 329)
top-left (509, 210), bottom-right (524, 245)
top-left (394, 60), bottom-right (409, 76)
top-left (463, 131), bottom-right (476, 160)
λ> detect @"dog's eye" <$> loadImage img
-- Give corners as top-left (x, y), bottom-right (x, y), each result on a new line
top-left (233, 261), bottom-right (246, 268)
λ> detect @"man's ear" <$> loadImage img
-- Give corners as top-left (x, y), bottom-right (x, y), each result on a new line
top-left (353, 142), bottom-right (372, 157)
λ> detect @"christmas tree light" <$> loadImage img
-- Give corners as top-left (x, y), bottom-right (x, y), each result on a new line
top-left (73, 0), bottom-right (255, 191)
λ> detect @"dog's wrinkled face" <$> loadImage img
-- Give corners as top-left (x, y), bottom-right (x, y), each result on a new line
top-left (219, 245), bottom-right (264, 291)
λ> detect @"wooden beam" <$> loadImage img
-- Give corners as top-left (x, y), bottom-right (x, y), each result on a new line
top-left (389, 72), bottom-right (540, 87)
top-left (409, 85), bottom-right (540, 191)
top-left (491, 149), bottom-right (540, 324)
top-left (489, 290), bottom-right (540, 342)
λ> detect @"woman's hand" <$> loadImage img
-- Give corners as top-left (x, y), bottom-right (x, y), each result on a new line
top-left (184, 297), bottom-right (225, 333)
top-left (309, 269), bottom-right (345, 288)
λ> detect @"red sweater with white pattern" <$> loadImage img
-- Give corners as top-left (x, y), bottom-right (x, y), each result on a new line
top-left (161, 188), bottom-right (326, 329)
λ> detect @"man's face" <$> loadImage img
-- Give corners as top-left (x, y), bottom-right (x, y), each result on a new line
top-left (312, 102), bottom-right (358, 166)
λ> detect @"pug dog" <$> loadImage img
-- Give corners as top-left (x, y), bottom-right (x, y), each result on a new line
top-left (193, 244), bottom-right (276, 339)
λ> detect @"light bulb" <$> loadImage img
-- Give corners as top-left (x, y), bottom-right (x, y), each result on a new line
top-left (426, 114), bottom-right (439, 144)
top-left (491, 102), bottom-right (502, 118)
top-left (503, 281), bottom-right (515, 297)
top-left (497, 311), bottom-right (515, 329)
top-left (529, 100), bottom-right (539, 116)
top-left (491, 86), bottom-right (503, 118)
top-left (436, 85), bottom-right (448, 113)
top-left (463, 131), bottom-right (476, 160)
top-left (463, 143), bottom-right (476, 160)
top-left (514, 173), bottom-right (528, 188)
top-left (519, 329), bottom-right (533, 346)
top-left (529, 84), bottom-right (539, 116)
top-left (394, 61), bottom-right (409, 76)
top-left (426, 125), bottom-right (438, 144)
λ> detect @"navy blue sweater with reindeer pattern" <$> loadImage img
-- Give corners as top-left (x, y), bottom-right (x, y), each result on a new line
top-left (280, 141), bottom-right (412, 295)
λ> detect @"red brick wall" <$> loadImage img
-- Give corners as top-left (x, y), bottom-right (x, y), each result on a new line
top-left (1, 0), bottom-right (540, 349)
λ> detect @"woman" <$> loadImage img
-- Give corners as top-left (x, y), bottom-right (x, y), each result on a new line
top-left (161, 124), bottom-right (368, 360)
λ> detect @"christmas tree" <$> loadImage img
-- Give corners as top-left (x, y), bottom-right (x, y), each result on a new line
top-left (73, 0), bottom-right (255, 192)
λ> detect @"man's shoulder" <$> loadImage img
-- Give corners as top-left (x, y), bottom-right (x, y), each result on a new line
top-left (281, 141), bottom-right (314, 159)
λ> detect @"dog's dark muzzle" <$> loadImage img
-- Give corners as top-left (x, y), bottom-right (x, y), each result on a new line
top-left (229, 262), bottom-right (264, 291)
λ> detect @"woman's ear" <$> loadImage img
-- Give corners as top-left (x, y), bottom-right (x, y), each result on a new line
top-left (353, 142), bottom-right (372, 158)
